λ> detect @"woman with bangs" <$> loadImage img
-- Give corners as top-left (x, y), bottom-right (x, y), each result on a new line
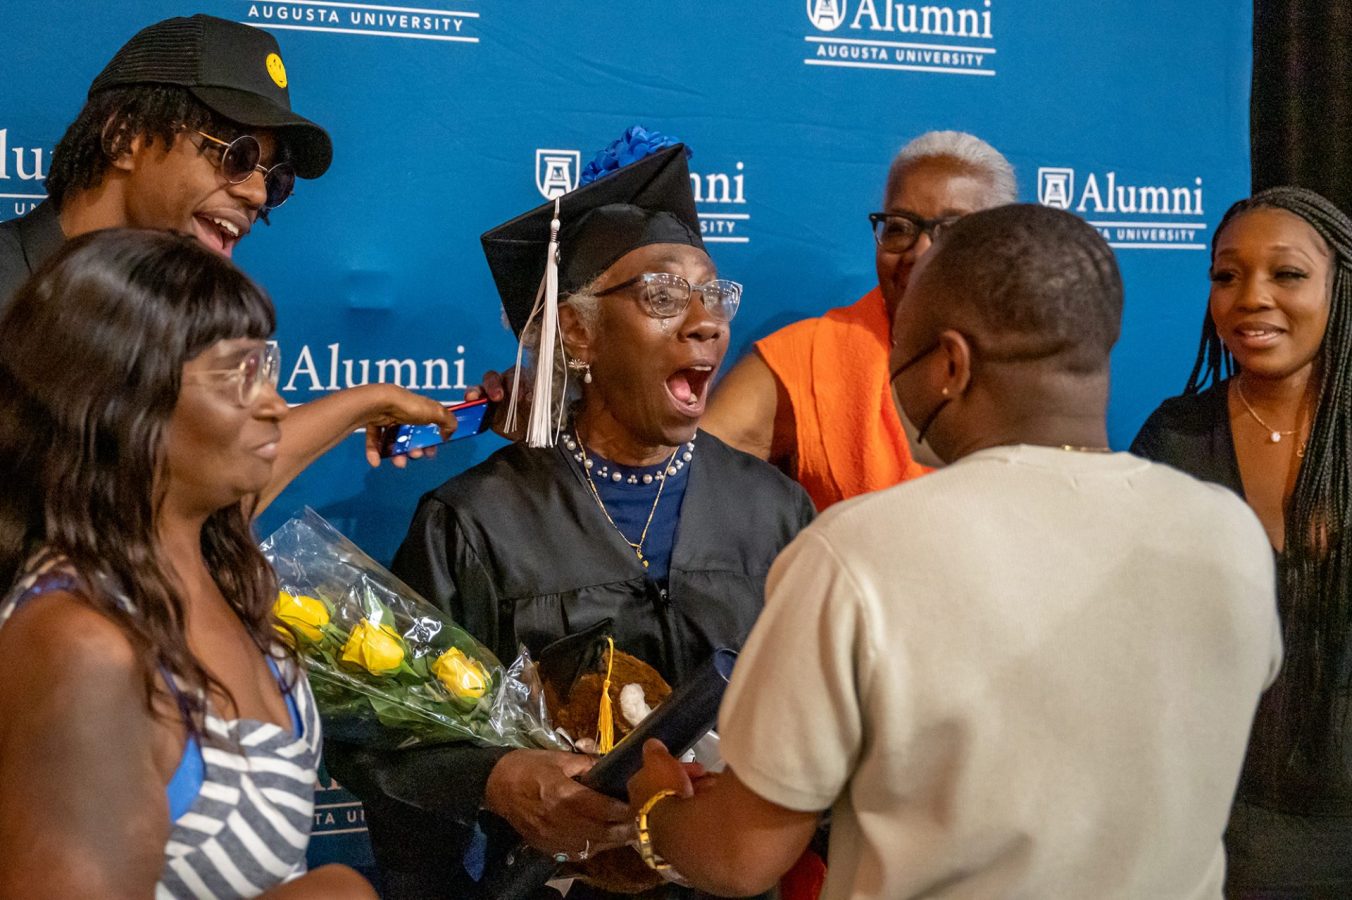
top-left (0, 229), bottom-right (375, 899)
top-left (1133, 186), bottom-right (1352, 895)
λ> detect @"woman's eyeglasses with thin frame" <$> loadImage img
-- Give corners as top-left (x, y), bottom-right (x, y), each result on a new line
top-left (182, 344), bottom-right (282, 407)
top-left (593, 272), bottom-right (743, 322)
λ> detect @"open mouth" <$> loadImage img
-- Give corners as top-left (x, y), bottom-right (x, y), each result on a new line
top-left (665, 365), bottom-right (715, 416)
top-left (192, 214), bottom-right (244, 257)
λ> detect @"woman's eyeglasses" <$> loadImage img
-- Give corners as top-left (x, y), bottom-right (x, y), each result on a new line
top-left (194, 131), bottom-right (296, 211)
top-left (182, 344), bottom-right (282, 408)
top-left (868, 211), bottom-right (961, 253)
top-left (593, 272), bottom-right (743, 322)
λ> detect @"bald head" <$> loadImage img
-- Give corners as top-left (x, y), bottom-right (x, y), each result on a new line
top-left (911, 204), bottom-right (1122, 375)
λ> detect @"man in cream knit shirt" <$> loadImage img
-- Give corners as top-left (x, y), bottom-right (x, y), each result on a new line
top-left (626, 204), bottom-right (1282, 899)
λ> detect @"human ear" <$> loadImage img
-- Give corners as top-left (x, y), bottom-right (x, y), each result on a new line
top-left (100, 116), bottom-right (140, 172)
top-left (559, 303), bottom-right (594, 364)
top-left (937, 329), bottom-right (974, 397)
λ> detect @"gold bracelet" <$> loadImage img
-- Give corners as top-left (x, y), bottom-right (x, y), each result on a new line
top-left (635, 788), bottom-right (679, 872)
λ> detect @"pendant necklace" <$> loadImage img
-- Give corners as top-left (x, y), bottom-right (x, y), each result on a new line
top-left (572, 431), bottom-right (683, 569)
top-left (1235, 378), bottom-right (1308, 458)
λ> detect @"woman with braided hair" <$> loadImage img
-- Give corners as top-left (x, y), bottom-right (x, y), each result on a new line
top-left (1132, 186), bottom-right (1352, 894)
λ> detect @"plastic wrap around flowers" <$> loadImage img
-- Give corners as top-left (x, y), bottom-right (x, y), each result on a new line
top-left (577, 125), bottom-right (690, 187)
top-left (262, 508), bottom-right (565, 751)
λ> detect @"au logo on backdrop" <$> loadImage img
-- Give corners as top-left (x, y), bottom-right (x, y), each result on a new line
top-left (533, 147), bottom-right (750, 244)
top-left (0, 128), bottom-right (49, 221)
top-left (233, 0), bottom-right (480, 43)
top-left (1038, 166), bottom-right (1207, 251)
top-left (803, 0), bottom-right (997, 76)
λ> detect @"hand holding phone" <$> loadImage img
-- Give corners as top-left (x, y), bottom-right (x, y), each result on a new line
top-left (378, 398), bottom-right (495, 458)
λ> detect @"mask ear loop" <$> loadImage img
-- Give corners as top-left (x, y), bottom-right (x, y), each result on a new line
top-left (888, 341), bottom-right (950, 446)
top-left (912, 392), bottom-right (950, 446)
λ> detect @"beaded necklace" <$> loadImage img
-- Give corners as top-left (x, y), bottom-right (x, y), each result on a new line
top-left (566, 431), bottom-right (696, 569)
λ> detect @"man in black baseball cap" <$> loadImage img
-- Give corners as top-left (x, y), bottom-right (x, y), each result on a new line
top-left (0, 15), bottom-right (457, 516)
top-left (0, 13), bottom-right (333, 302)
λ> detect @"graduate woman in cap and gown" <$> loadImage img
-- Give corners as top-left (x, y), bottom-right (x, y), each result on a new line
top-left (325, 133), bottom-right (814, 899)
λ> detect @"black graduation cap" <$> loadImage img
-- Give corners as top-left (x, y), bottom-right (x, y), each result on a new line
top-left (537, 618), bottom-right (614, 703)
top-left (481, 143), bottom-right (704, 337)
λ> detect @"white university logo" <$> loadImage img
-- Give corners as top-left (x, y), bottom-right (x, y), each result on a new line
top-left (236, 1), bottom-right (480, 44)
top-left (1037, 165), bottom-right (1207, 251)
top-left (0, 128), bottom-right (50, 221)
top-left (535, 150), bottom-right (581, 200)
top-left (1037, 168), bottom-right (1074, 210)
top-left (801, 0), bottom-right (997, 77)
top-left (807, 0), bottom-right (847, 31)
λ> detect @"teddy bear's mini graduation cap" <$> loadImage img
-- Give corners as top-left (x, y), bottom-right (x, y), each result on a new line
top-left (480, 137), bottom-right (704, 447)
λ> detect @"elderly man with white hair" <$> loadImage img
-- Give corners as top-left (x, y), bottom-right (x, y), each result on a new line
top-left (703, 130), bottom-right (1017, 509)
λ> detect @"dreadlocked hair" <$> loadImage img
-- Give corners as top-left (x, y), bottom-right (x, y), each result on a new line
top-left (1187, 186), bottom-right (1352, 800)
top-left (45, 85), bottom-right (218, 208)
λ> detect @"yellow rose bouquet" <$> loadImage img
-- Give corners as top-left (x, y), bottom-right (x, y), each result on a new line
top-left (261, 508), bottom-right (563, 750)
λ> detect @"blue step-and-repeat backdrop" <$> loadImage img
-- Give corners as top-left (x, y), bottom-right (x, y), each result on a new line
top-left (1, 0), bottom-right (1252, 875)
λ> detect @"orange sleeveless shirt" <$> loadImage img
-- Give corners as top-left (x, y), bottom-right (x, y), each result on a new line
top-left (756, 287), bottom-right (929, 510)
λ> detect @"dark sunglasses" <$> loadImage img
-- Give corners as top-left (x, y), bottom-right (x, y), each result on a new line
top-left (195, 131), bottom-right (296, 211)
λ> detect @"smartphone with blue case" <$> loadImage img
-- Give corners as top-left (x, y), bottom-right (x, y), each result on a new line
top-left (378, 398), bottom-right (494, 458)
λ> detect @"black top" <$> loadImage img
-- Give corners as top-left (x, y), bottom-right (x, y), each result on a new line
top-left (1132, 381), bottom-right (1352, 815)
top-left (0, 201), bottom-right (65, 309)
top-left (1130, 380), bottom-right (1243, 493)
top-left (325, 432), bottom-right (814, 899)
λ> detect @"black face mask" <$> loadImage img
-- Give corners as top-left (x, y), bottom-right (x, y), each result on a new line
top-left (889, 340), bottom-right (950, 446)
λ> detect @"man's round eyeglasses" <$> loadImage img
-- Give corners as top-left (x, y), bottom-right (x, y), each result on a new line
top-left (194, 131), bottom-right (296, 211)
top-left (868, 211), bottom-right (961, 253)
top-left (182, 344), bottom-right (282, 408)
top-left (594, 272), bottom-right (743, 323)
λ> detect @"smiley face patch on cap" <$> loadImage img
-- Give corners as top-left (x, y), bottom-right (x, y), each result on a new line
top-left (266, 52), bottom-right (288, 88)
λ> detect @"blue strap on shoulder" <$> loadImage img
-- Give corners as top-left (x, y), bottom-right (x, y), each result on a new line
top-left (165, 733), bottom-right (205, 821)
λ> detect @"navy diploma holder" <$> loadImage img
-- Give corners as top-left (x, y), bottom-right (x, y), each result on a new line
top-left (482, 648), bottom-right (738, 899)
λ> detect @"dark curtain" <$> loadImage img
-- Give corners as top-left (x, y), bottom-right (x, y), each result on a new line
top-left (1252, 1), bottom-right (1352, 211)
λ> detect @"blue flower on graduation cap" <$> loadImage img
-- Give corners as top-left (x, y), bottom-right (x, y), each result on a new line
top-left (578, 126), bottom-right (691, 187)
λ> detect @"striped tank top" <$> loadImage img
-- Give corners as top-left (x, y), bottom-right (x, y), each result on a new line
top-left (0, 553), bottom-right (322, 899)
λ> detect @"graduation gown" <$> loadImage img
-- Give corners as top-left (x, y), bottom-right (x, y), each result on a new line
top-left (326, 431), bottom-right (814, 899)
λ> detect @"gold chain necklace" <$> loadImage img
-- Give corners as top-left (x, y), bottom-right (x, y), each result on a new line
top-left (1235, 378), bottom-right (1307, 457)
top-left (575, 432), bottom-right (680, 570)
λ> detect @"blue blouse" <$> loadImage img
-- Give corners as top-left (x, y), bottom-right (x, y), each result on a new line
top-left (574, 438), bottom-right (696, 583)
